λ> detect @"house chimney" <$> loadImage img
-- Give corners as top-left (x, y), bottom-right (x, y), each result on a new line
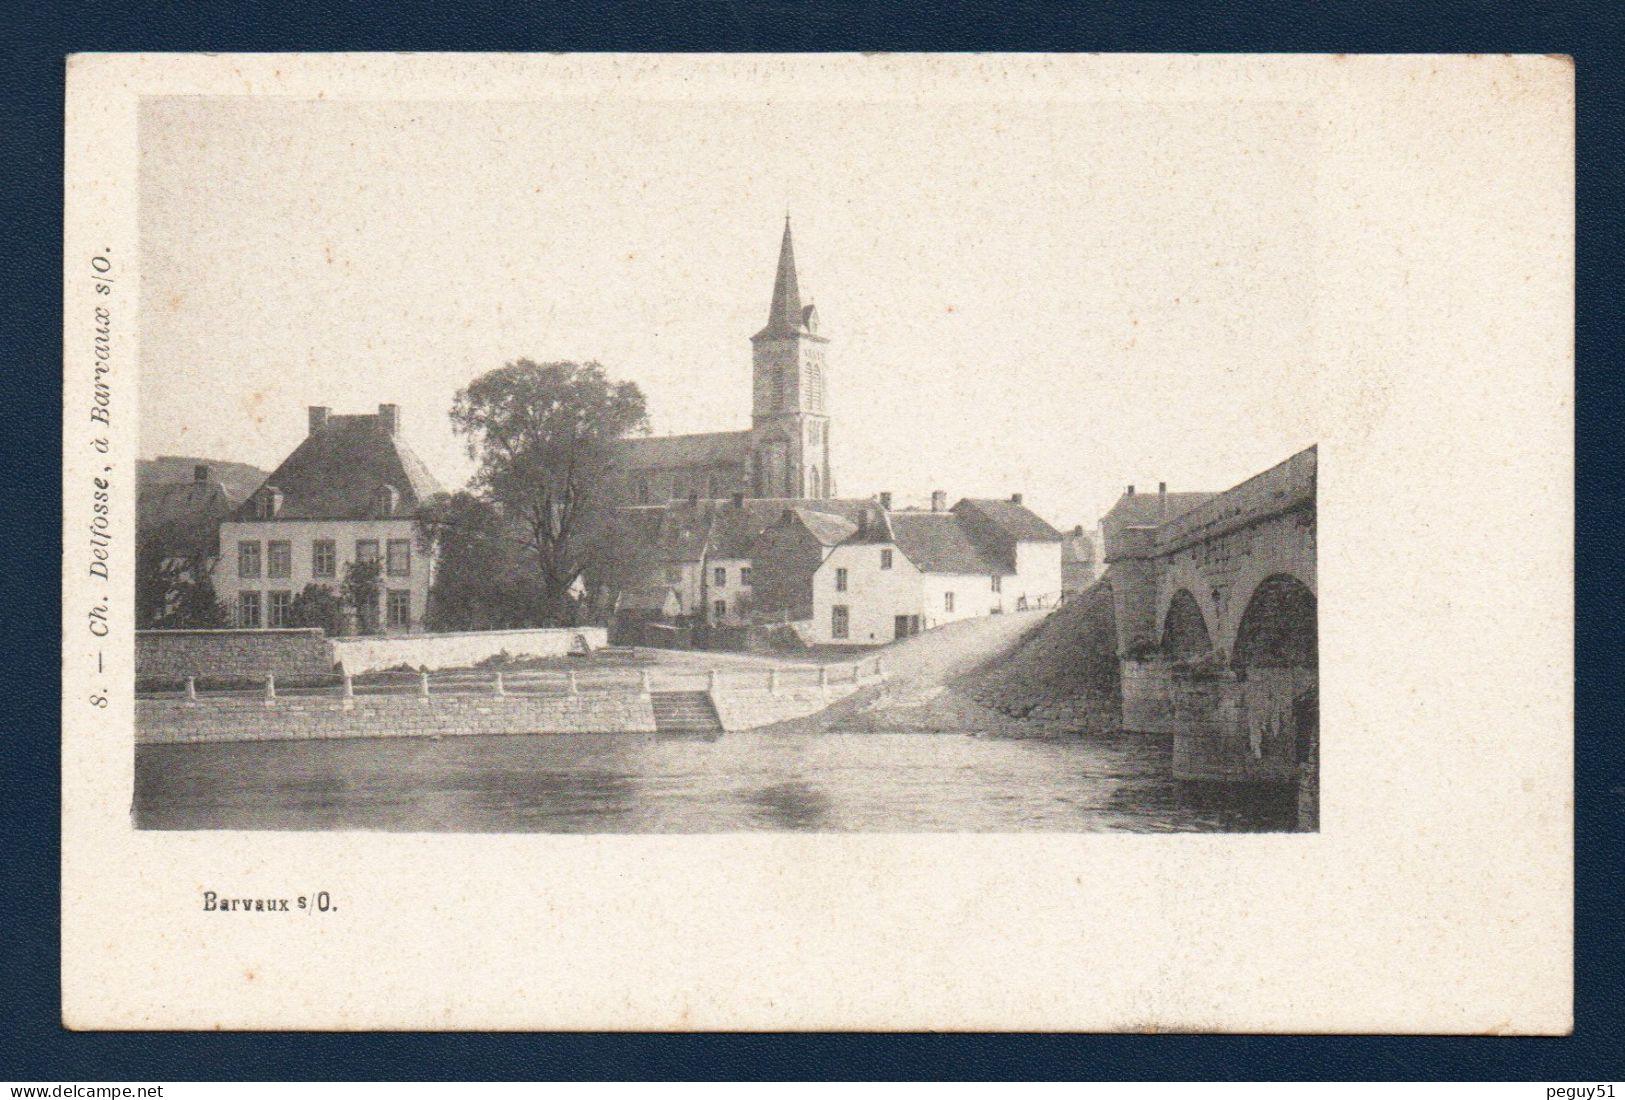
top-left (308, 406), bottom-right (330, 435)
top-left (1073, 524), bottom-right (1084, 536)
top-left (731, 492), bottom-right (745, 508)
top-left (879, 491), bottom-right (893, 511)
top-left (1158, 482), bottom-right (1168, 517)
top-left (931, 490), bottom-right (947, 513)
top-left (193, 464), bottom-right (210, 483)
top-left (1127, 484), bottom-right (1135, 496)
top-left (377, 403), bottom-right (400, 437)
top-left (1010, 492), bottom-right (1023, 505)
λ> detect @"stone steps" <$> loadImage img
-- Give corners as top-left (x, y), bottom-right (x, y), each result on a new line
top-left (650, 691), bottom-right (724, 734)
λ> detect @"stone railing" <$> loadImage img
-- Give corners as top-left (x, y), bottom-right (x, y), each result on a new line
top-left (137, 654), bottom-right (888, 742)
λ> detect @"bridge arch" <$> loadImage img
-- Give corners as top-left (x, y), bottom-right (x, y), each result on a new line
top-left (1160, 588), bottom-right (1214, 659)
top-left (1230, 573), bottom-right (1317, 672)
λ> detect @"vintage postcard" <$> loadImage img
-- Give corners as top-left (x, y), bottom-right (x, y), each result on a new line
top-left (63, 53), bottom-right (1572, 1030)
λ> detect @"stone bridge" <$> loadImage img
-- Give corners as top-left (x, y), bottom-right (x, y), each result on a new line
top-left (1102, 446), bottom-right (1317, 791)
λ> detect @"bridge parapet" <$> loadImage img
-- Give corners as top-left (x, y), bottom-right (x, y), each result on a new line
top-left (1153, 445), bottom-right (1316, 557)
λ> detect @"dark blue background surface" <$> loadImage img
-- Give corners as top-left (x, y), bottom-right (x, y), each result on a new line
top-left (6, 0), bottom-right (1621, 1080)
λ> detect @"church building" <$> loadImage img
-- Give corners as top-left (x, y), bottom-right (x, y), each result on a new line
top-left (615, 218), bottom-right (834, 503)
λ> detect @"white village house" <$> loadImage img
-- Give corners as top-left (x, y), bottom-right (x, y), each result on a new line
top-left (752, 491), bottom-right (1064, 647)
top-left (214, 404), bottom-right (445, 633)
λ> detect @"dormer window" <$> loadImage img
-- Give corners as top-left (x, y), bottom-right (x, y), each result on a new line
top-left (375, 484), bottom-right (400, 517)
top-left (254, 486), bottom-right (283, 519)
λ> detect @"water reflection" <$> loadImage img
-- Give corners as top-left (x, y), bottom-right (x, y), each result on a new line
top-left (135, 730), bottom-right (1299, 833)
top-left (745, 781), bottom-right (833, 830)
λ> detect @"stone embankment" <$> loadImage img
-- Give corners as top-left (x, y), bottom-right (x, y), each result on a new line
top-left (806, 596), bottom-right (1122, 737)
top-left (138, 690), bottom-right (658, 745)
top-left (136, 659), bottom-right (887, 745)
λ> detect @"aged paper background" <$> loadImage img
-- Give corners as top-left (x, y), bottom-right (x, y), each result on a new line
top-left (62, 54), bottom-right (1573, 1032)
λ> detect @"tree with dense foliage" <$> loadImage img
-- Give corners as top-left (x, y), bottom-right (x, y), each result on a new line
top-left (417, 491), bottom-right (547, 631)
top-left (450, 360), bottom-right (648, 625)
top-left (288, 583), bottom-right (347, 636)
top-left (135, 538), bottom-right (227, 628)
top-left (341, 559), bottom-right (384, 635)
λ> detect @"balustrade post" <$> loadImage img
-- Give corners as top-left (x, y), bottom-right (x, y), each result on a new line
top-left (708, 668), bottom-right (719, 692)
top-left (639, 670), bottom-right (652, 695)
top-left (184, 676), bottom-right (197, 702)
top-left (494, 671), bottom-right (506, 697)
top-left (769, 668), bottom-right (779, 694)
top-left (567, 670), bottom-right (579, 696)
top-left (341, 671), bottom-right (354, 709)
top-left (817, 665), bottom-right (828, 690)
top-left (419, 670), bottom-right (431, 701)
top-left (263, 672), bottom-right (276, 706)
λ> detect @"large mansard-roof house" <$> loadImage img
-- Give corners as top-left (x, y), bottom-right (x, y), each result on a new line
top-left (214, 404), bottom-right (445, 633)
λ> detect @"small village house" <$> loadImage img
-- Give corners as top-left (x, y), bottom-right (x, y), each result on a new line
top-left (1061, 525), bottom-right (1098, 595)
top-left (752, 490), bottom-right (1065, 647)
top-left (214, 404), bottom-right (444, 633)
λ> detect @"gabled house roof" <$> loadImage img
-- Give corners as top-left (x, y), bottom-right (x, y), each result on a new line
top-left (138, 477), bottom-right (232, 560)
top-left (616, 496), bottom-right (879, 562)
top-left (952, 498), bottom-right (1063, 543)
top-left (888, 512), bottom-right (1009, 576)
top-left (611, 430), bottom-right (752, 472)
top-left (231, 408), bottom-right (444, 522)
top-left (790, 507), bottom-right (859, 547)
top-left (1100, 490), bottom-right (1216, 529)
top-left (615, 584), bottom-right (682, 616)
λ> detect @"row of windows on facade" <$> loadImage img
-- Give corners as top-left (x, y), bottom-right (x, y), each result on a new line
top-left (237, 538), bottom-right (412, 579)
top-left (664, 565), bottom-right (755, 587)
top-left (236, 588), bottom-right (412, 629)
top-left (253, 485), bottom-right (400, 519)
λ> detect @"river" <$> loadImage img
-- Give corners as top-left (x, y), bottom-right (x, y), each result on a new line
top-left (134, 730), bottom-right (1297, 832)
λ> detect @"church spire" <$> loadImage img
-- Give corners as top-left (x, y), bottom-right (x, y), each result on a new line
top-left (762, 216), bottom-right (804, 337)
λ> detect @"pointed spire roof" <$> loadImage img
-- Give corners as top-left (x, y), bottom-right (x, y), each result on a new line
top-left (755, 217), bottom-right (806, 340)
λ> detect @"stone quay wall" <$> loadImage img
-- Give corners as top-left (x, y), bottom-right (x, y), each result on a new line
top-left (330, 626), bottom-right (608, 675)
top-left (137, 629), bottom-right (333, 686)
top-left (137, 689), bottom-right (657, 745)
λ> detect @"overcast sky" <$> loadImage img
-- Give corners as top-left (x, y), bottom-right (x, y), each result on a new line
top-left (139, 94), bottom-right (1318, 529)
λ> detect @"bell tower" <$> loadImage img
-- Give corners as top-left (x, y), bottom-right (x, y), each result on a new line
top-left (750, 217), bottom-right (832, 499)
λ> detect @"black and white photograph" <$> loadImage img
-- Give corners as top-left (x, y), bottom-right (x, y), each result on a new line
top-left (61, 53), bottom-right (1572, 1034)
top-left (130, 90), bottom-right (1319, 833)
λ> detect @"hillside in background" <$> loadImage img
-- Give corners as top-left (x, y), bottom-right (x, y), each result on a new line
top-left (138, 456), bottom-right (268, 506)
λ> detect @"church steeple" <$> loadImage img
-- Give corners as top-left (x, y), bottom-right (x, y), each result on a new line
top-left (749, 217), bottom-right (831, 499)
top-left (758, 216), bottom-right (804, 339)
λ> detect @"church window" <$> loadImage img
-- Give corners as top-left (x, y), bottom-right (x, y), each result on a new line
top-left (881, 550), bottom-right (893, 570)
top-left (831, 605), bottom-right (849, 640)
top-left (835, 567), bottom-right (848, 592)
top-left (944, 591), bottom-right (955, 612)
top-left (713, 599), bottom-right (727, 622)
top-left (714, 567), bottom-right (726, 588)
top-left (741, 567), bottom-right (752, 587)
top-left (809, 467), bottom-right (821, 498)
top-left (991, 575), bottom-right (1002, 593)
